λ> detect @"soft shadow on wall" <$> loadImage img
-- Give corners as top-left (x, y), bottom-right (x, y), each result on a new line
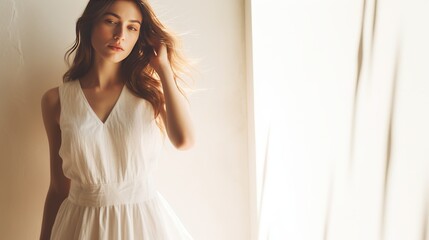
top-left (0, 0), bottom-right (82, 238)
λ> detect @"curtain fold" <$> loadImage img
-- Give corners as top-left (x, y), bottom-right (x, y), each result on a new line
top-left (251, 0), bottom-right (429, 239)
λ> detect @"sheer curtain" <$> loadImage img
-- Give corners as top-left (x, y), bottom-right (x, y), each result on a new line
top-left (249, 0), bottom-right (429, 239)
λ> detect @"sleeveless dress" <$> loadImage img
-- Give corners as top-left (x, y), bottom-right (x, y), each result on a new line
top-left (50, 80), bottom-right (193, 240)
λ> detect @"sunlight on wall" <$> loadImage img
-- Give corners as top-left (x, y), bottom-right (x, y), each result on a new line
top-left (251, 1), bottom-right (358, 238)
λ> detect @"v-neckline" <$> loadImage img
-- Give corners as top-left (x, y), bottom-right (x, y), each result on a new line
top-left (76, 79), bottom-right (126, 126)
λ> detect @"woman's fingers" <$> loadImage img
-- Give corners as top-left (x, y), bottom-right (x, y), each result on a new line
top-left (152, 41), bottom-right (167, 57)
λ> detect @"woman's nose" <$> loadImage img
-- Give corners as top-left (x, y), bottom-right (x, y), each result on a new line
top-left (113, 25), bottom-right (125, 40)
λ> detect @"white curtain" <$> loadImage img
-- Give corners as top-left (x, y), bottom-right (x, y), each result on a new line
top-left (250, 0), bottom-right (429, 239)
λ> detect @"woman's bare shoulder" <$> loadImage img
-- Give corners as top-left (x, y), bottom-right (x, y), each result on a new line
top-left (41, 87), bottom-right (60, 108)
top-left (41, 87), bottom-right (61, 123)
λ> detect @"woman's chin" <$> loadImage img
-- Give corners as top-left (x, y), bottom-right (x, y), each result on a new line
top-left (99, 54), bottom-right (127, 64)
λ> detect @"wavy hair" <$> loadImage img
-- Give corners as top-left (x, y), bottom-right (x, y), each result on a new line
top-left (63, 0), bottom-right (193, 134)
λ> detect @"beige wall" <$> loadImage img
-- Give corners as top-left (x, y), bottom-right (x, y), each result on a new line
top-left (0, 0), bottom-right (249, 239)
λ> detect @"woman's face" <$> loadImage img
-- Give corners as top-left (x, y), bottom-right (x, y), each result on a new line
top-left (91, 0), bottom-right (143, 63)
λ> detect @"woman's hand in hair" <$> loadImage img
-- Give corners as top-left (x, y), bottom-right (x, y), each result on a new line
top-left (149, 39), bottom-right (172, 77)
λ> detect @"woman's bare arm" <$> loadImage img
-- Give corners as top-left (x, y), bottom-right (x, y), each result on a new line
top-left (39, 87), bottom-right (70, 240)
top-left (158, 69), bottom-right (195, 150)
top-left (150, 43), bottom-right (196, 150)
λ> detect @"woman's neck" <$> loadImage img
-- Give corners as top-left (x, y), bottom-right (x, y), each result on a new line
top-left (82, 58), bottom-right (124, 89)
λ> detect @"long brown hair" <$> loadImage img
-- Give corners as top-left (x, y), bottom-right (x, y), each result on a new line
top-left (63, 0), bottom-right (193, 134)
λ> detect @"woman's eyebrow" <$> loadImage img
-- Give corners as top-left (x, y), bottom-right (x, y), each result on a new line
top-left (103, 12), bottom-right (141, 25)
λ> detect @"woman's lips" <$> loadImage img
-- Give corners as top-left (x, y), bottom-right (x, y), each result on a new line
top-left (108, 46), bottom-right (124, 51)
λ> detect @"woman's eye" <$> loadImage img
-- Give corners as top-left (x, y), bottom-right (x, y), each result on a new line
top-left (129, 26), bottom-right (138, 31)
top-left (105, 19), bottom-right (116, 24)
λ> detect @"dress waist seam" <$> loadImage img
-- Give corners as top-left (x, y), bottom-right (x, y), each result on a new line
top-left (68, 179), bottom-right (157, 207)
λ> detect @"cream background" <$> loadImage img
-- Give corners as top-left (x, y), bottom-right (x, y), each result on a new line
top-left (0, 0), bottom-right (250, 239)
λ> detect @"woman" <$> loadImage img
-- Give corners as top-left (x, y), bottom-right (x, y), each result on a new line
top-left (39, 0), bottom-right (195, 239)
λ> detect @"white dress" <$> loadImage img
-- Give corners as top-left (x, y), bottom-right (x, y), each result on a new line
top-left (50, 80), bottom-right (193, 240)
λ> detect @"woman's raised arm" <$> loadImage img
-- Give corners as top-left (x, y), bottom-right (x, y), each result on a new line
top-left (151, 43), bottom-right (196, 150)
